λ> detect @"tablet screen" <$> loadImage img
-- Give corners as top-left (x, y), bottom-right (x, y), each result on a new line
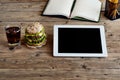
top-left (58, 28), bottom-right (102, 53)
top-left (54, 25), bottom-right (107, 57)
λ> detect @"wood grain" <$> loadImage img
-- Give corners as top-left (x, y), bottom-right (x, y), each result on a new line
top-left (1, 0), bottom-right (120, 80)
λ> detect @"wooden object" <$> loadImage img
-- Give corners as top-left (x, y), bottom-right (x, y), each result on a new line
top-left (0, 0), bottom-right (120, 80)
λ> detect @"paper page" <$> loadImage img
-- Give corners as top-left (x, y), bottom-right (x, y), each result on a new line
top-left (71, 0), bottom-right (101, 21)
top-left (43, 0), bottom-right (74, 18)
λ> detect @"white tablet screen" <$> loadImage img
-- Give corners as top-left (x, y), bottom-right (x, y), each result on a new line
top-left (54, 25), bottom-right (107, 57)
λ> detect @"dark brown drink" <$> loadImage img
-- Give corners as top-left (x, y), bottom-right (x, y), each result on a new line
top-left (5, 27), bottom-right (21, 45)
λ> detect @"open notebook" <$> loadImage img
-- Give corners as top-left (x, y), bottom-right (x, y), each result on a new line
top-left (43, 0), bottom-right (102, 22)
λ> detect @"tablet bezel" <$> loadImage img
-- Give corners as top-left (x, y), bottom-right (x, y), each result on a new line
top-left (53, 25), bottom-right (107, 57)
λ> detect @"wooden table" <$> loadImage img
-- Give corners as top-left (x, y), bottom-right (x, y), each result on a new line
top-left (0, 0), bottom-right (120, 80)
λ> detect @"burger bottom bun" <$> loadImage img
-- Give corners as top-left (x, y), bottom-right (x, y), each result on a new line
top-left (26, 40), bottom-right (47, 48)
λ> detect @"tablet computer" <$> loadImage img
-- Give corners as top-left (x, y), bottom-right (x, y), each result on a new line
top-left (53, 25), bottom-right (107, 57)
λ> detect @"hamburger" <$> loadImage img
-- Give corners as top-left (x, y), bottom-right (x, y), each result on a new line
top-left (24, 22), bottom-right (47, 48)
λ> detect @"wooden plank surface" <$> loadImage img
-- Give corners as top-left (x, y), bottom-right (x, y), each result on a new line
top-left (0, 0), bottom-right (120, 80)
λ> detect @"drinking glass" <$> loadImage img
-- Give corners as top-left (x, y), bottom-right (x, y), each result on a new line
top-left (5, 25), bottom-right (21, 50)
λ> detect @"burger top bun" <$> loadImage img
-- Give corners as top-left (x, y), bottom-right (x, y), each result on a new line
top-left (26, 22), bottom-right (43, 34)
